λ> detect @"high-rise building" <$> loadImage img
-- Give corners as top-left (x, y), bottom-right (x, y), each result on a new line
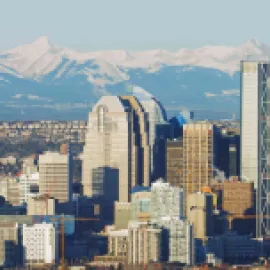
top-left (150, 179), bottom-right (184, 221)
top-left (0, 222), bottom-right (21, 267)
top-left (108, 229), bottom-right (128, 257)
top-left (241, 61), bottom-right (270, 238)
top-left (183, 122), bottom-right (215, 199)
top-left (0, 177), bottom-right (20, 206)
top-left (166, 139), bottom-right (183, 188)
top-left (114, 202), bottom-right (132, 230)
top-left (82, 96), bottom-right (151, 202)
top-left (22, 223), bottom-right (59, 265)
top-left (19, 172), bottom-right (39, 204)
top-left (39, 151), bottom-right (72, 203)
top-left (187, 192), bottom-right (213, 240)
top-left (127, 221), bottom-right (162, 265)
top-left (133, 86), bottom-right (171, 181)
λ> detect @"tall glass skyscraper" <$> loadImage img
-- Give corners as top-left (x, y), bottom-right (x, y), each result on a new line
top-left (241, 61), bottom-right (270, 237)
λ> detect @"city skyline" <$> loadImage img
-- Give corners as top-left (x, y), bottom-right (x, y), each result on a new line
top-left (1, 0), bottom-right (270, 51)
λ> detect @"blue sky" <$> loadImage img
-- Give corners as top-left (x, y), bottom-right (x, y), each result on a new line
top-left (0, 0), bottom-right (269, 51)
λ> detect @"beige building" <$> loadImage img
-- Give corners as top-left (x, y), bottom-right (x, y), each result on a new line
top-left (128, 221), bottom-right (162, 265)
top-left (39, 151), bottom-right (72, 203)
top-left (0, 177), bottom-right (20, 206)
top-left (114, 202), bottom-right (132, 229)
top-left (108, 229), bottom-right (128, 257)
top-left (187, 192), bottom-right (213, 240)
top-left (82, 96), bottom-right (150, 202)
top-left (0, 222), bottom-right (20, 267)
top-left (27, 196), bottom-right (56, 215)
top-left (183, 122), bottom-right (214, 197)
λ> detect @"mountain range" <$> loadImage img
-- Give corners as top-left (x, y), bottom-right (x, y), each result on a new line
top-left (1, 37), bottom-right (268, 120)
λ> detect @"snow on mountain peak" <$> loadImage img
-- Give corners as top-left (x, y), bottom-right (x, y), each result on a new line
top-left (1, 37), bottom-right (270, 82)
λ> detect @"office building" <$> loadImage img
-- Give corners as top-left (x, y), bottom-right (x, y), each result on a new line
top-left (131, 186), bottom-right (151, 222)
top-left (183, 122), bottom-right (215, 204)
top-left (150, 179), bottom-right (184, 221)
top-left (223, 181), bottom-right (254, 215)
top-left (166, 139), bottom-right (184, 188)
top-left (114, 202), bottom-right (132, 230)
top-left (82, 96), bottom-right (150, 202)
top-left (187, 192), bottom-right (213, 240)
top-left (133, 86), bottom-right (171, 181)
top-left (39, 151), bottom-right (72, 203)
top-left (0, 222), bottom-right (21, 267)
top-left (27, 195), bottom-right (56, 215)
top-left (241, 61), bottom-right (270, 238)
top-left (128, 221), bottom-right (162, 265)
top-left (19, 172), bottom-right (39, 204)
top-left (22, 223), bottom-right (59, 265)
top-left (22, 156), bottom-right (38, 175)
top-left (155, 218), bottom-right (194, 265)
top-left (0, 177), bottom-right (20, 206)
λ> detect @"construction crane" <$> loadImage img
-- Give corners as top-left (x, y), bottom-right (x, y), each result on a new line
top-left (50, 216), bottom-right (99, 270)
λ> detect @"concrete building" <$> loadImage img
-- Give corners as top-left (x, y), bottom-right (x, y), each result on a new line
top-left (240, 61), bottom-right (270, 238)
top-left (187, 192), bottom-right (213, 240)
top-left (114, 202), bottom-right (132, 230)
top-left (19, 172), bottom-right (39, 204)
top-left (128, 221), bottom-right (162, 265)
top-left (183, 122), bottom-right (215, 200)
top-left (22, 156), bottom-right (38, 175)
top-left (27, 195), bottom-right (56, 215)
top-left (82, 96), bottom-right (151, 202)
top-left (150, 179), bottom-right (184, 221)
top-left (22, 223), bottom-right (59, 265)
top-left (0, 222), bottom-right (21, 267)
top-left (166, 139), bottom-right (184, 188)
top-left (39, 151), bottom-right (72, 203)
top-left (0, 177), bottom-right (20, 206)
top-left (108, 229), bottom-right (128, 257)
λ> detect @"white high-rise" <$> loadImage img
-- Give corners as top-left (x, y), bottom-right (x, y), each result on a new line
top-left (22, 223), bottom-right (59, 264)
top-left (241, 61), bottom-right (270, 237)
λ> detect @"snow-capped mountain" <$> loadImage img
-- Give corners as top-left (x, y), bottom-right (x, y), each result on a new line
top-left (0, 36), bottom-right (268, 120)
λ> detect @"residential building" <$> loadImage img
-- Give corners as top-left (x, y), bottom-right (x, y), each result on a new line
top-left (187, 192), bottom-right (213, 240)
top-left (128, 221), bottom-right (162, 265)
top-left (240, 61), bottom-right (270, 238)
top-left (0, 222), bottom-right (21, 267)
top-left (39, 151), bottom-right (72, 203)
top-left (82, 96), bottom-right (151, 202)
top-left (22, 223), bottom-right (59, 265)
top-left (150, 179), bottom-right (184, 221)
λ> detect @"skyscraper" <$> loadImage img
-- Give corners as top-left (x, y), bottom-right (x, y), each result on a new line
top-left (133, 86), bottom-right (171, 180)
top-left (241, 61), bottom-right (270, 237)
top-left (183, 122), bottom-right (215, 196)
top-left (82, 96), bottom-right (150, 202)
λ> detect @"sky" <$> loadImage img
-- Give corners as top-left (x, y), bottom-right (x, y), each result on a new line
top-left (0, 0), bottom-right (270, 51)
